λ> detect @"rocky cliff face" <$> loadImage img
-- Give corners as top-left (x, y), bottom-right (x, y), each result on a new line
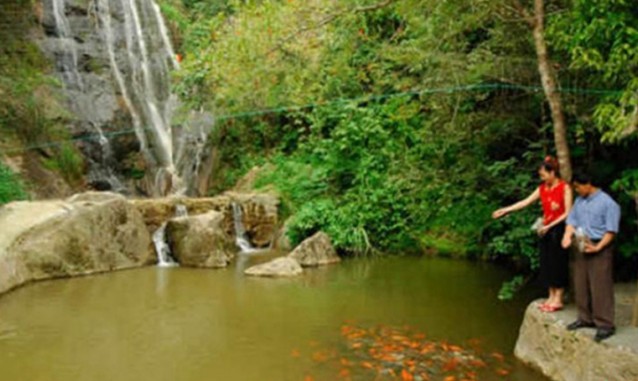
top-left (31, 0), bottom-right (209, 196)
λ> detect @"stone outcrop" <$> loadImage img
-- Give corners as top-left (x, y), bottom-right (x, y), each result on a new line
top-left (244, 257), bottom-right (303, 277)
top-left (225, 191), bottom-right (279, 248)
top-left (131, 192), bottom-right (279, 248)
top-left (131, 197), bottom-right (233, 234)
top-left (288, 231), bottom-right (340, 267)
top-left (165, 211), bottom-right (234, 268)
top-left (515, 300), bottom-right (638, 381)
top-left (0, 192), bottom-right (154, 295)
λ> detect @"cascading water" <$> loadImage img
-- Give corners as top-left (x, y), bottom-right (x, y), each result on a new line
top-left (50, 0), bottom-right (124, 191)
top-left (107, 0), bottom-right (180, 195)
top-left (152, 223), bottom-right (176, 267)
top-left (152, 203), bottom-right (187, 267)
top-left (50, 0), bottom-right (82, 89)
top-left (41, 0), bottom-right (211, 196)
top-left (232, 202), bottom-right (257, 253)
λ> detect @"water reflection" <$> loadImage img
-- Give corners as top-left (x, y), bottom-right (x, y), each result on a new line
top-left (0, 257), bottom-right (547, 381)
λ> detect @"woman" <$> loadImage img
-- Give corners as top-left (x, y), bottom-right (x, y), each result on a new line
top-left (492, 156), bottom-right (573, 312)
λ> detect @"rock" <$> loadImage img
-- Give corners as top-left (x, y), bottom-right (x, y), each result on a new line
top-left (244, 257), bottom-right (303, 277)
top-left (67, 190), bottom-right (124, 204)
top-left (288, 232), bottom-right (340, 267)
top-left (225, 191), bottom-right (279, 248)
top-left (131, 192), bottom-right (279, 248)
top-left (131, 196), bottom-right (232, 234)
top-left (273, 220), bottom-right (293, 252)
top-left (232, 166), bottom-right (262, 192)
top-left (0, 195), bottom-right (154, 295)
top-left (165, 211), bottom-right (234, 268)
top-left (515, 300), bottom-right (638, 381)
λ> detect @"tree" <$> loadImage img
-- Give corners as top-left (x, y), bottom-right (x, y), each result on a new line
top-left (511, 0), bottom-right (573, 180)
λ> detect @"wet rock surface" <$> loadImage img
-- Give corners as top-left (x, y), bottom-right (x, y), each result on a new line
top-left (244, 257), bottom-right (303, 277)
top-left (166, 211), bottom-right (234, 268)
top-left (0, 192), bottom-right (154, 295)
top-left (288, 231), bottom-right (340, 267)
top-left (515, 290), bottom-right (638, 381)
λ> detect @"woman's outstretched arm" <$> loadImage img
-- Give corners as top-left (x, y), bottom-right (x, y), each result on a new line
top-left (492, 188), bottom-right (540, 219)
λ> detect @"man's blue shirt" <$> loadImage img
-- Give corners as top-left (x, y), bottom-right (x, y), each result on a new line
top-left (566, 189), bottom-right (621, 240)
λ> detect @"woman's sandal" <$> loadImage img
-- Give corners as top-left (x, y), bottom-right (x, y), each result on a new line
top-left (540, 304), bottom-right (563, 313)
top-left (537, 301), bottom-right (550, 310)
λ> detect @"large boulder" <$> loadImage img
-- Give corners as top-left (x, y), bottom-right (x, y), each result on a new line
top-left (165, 211), bottom-right (235, 268)
top-left (244, 257), bottom-right (303, 277)
top-left (515, 300), bottom-right (638, 381)
top-left (0, 192), bottom-right (154, 295)
top-left (225, 192), bottom-right (279, 248)
top-left (288, 232), bottom-right (340, 267)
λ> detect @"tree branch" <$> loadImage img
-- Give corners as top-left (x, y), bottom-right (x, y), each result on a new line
top-left (269, 0), bottom-right (397, 54)
top-left (510, 0), bottom-right (536, 28)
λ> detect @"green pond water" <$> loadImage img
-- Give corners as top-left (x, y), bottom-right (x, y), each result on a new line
top-left (0, 255), bottom-right (547, 381)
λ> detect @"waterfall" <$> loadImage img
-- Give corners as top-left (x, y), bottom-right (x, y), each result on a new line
top-left (50, 0), bottom-right (125, 191)
top-left (50, 0), bottom-right (82, 89)
top-left (115, 0), bottom-right (182, 196)
top-left (46, 0), bottom-right (211, 196)
top-left (152, 203), bottom-right (187, 267)
top-left (152, 222), bottom-right (176, 267)
top-left (93, 0), bottom-right (196, 196)
top-left (232, 202), bottom-right (257, 253)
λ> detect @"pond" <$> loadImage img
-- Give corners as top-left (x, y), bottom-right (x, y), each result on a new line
top-left (0, 255), bottom-right (547, 381)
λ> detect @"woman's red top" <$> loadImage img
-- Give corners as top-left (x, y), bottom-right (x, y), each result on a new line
top-left (539, 180), bottom-right (567, 225)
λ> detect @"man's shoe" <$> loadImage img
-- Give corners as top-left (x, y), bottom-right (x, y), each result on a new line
top-left (594, 328), bottom-right (615, 342)
top-left (567, 320), bottom-right (595, 331)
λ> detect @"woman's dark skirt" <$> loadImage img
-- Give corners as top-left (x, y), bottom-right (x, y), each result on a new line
top-left (538, 222), bottom-right (569, 289)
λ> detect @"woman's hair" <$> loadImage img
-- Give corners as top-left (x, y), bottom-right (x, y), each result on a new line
top-left (540, 155), bottom-right (560, 177)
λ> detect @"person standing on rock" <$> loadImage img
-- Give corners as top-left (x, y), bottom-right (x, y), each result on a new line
top-left (493, 156), bottom-right (572, 312)
top-left (561, 172), bottom-right (621, 342)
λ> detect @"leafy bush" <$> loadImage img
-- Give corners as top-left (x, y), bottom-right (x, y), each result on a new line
top-left (0, 163), bottom-right (28, 205)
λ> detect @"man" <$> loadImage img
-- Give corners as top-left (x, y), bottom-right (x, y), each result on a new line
top-left (561, 172), bottom-right (621, 342)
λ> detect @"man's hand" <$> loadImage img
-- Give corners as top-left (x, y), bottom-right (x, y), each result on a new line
top-left (561, 235), bottom-right (572, 249)
top-left (584, 242), bottom-right (601, 254)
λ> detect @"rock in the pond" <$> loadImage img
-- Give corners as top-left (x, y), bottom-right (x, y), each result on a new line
top-left (225, 191), bottom-right (279, 248)
top-left (288, 231), bottom-right (340, 267)
top-left (166, 211), bottom-right (235, 268)
top-left (0, 194), bottom-right (154, 295)
top-left (515, 300), bottom-right (638, 381)
top-left (244, 257), bottom-right (303, 277)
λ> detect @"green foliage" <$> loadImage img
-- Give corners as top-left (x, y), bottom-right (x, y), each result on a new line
top-left (548, 0), bottom-right (638, 141)
top-left (498, 275), bottom-right (525, 301)
top-left (0, 163), bottom-right (28, 205)
top-left (43, 142), bottom-right (85, 185)
top-left (0, 0), bottom-right (85, 190)
top-left (167, 0), bottom-right (638, 283)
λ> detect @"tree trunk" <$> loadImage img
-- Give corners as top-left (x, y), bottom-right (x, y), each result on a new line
top-left (633, 194), bottom-right (638, 327)
top-left (531, 0), bottom-right (573, 181)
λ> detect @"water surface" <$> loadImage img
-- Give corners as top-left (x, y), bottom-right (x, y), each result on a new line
top-left (0, 255), bottom-right (546, 381)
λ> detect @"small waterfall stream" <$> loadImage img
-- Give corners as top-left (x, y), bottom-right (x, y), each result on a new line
top-left (152, 203), bottom-right (187, 267)
top-left (232, 202), bottom-right (257, 253)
